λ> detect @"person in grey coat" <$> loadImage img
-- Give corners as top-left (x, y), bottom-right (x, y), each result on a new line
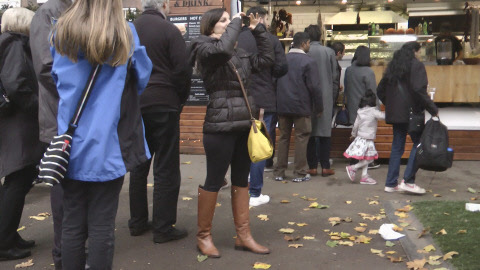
top-left (344, 46), bottom-right (377, 125)
top-left (304, 25), bottom-right (338, 177)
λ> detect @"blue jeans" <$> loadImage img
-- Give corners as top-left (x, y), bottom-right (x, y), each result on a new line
top-left (249, 113), bottom-right (275, 197)
top-left (385, 123), bottom-right (421, 187)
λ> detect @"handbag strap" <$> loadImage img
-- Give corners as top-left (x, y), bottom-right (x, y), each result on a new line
top-left (69, 64), bottom-right (102, 128)
top-left (228, 60), bottom-right (254, 121)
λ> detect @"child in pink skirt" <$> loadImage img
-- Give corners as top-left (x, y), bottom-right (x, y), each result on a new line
top-left (344, 90), bottom-right (385, 184)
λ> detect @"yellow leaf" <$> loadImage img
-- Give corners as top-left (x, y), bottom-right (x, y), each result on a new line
top-left (323, 229), bottom-right (330, 232)
top-left (279, 228), bottom-right (295, 234)
top-left (257, 214), bottom-right (269, 221)
top-left (328, 217), bottom-right (341, 222)
top-left (428, 255), bottom-right (442, 261)
top-left (369, 200), bottom-right (379, 205)
top-left (215, 203), bottom-right (221, 207)
top-left (450, 189), bottom-right (457, 192)
top-left (368, 230), bottom-right (378, 235)
top-left (385, 251), bottom-right (397, 254)
top-left (253, 262), bottom-right (271, 269)
top-left (359, 223), bottom-right (368, 227)
top-left (355, 235), bottom-right (371, 244)
top-left (342, 217), bottom-right (352, 223)
top-left (423, 244), bottom-right (436, 252)
top-left (348, 236), bottom-right (356, 241)
top-left (288, 244), bottom-right (303, 248)
top-left (284, 235), bottom-right (300, 241)
top-left (471, 197), bottom-right (478, 201)
top-left (396, 205), bottom-right (413, 212)
top-left (15, 259), bottom-right (34, 269)
top-left (436, 229), bottom-right (447, 235)
top-left (457, 229), bottom-right (467, 234)
top-left (406, 258), bottom-right (426, 269)
top-left (280, 200), bottom-right (290, 203)
top-left (354, 227), bottom-right (366, 233)
top-left (29, 216), bottom-right (46, 221)
top-left (292, 193), bottom-right (299, 196)
top-left (307, 197), bottom-right (317, 201)
top-left (387, 256), bottom-right (403, 263)
top-left (329, 232), bottom-right (339, 236)
top-left (395, 211), bottom-right (408, 218)
top-left (303, 236), bottom-right (315, 240)
top-left (392, 224), bottom-right (403, 232)
top-left (147, 183), bottom-right (154, 187)
top-left (345, 201), bottom-right (352, 204)
top-left (443, 251), bottom-right (459, 260)
top-left (330, 236), bottom-right (342, 240)
top-left (338, 241), bottom-right (354, 246)
top-left (288, 222), bottom-right (295, 225)
top-left (182, 197), bottom-right (193, 201)
top-left (443, 212), bottom-right (450, 216)
top-left (37, 212), bottom-right (51, 217)
top-left (370, 248), bottom-right (383, 254)
top-left (329, 221), bottom-right (340, 227)
top-left (17, 226), bottom-right (26, 232)
top-left (309, 202), bottom-right (319, 208)
top-left (181, 161), bottom-right (191, 164)
top-left (433, 194), bottom-right (442, 197)
top-left (296, 223), bottom-right (308, 227)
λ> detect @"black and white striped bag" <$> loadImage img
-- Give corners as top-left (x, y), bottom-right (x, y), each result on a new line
top-left (38, 65), bottom-right (101, 186)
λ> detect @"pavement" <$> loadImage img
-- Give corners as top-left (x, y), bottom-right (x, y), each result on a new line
top-left (1, 155), bottom-right (479, 270)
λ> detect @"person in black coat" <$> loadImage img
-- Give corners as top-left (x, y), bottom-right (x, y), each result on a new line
top-left (188, 8), bottom-right (274, 258)
top-left (0, 7), bottom-right (44, 261)
top-left (237, 6), bottom-right (288, 207)
top-left (377, 41), bottom-right (438, 194)
top-left (128, 0), bottom-right (191, 244)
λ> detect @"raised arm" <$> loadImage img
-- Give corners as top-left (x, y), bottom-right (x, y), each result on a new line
top-left (249, 23), bottom-right (274, 73)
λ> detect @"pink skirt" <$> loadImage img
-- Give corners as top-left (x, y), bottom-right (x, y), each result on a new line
top-left (343, 137), bottom-right (378, 160)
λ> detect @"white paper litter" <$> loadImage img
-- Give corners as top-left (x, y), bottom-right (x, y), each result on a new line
top-left (379, 224), bottom-right (405, 240)
top-left (466, 203), bottom-right (480, 212)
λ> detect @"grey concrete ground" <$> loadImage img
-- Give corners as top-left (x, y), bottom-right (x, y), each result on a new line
top-left (1, 155), bottom-right (478, 270)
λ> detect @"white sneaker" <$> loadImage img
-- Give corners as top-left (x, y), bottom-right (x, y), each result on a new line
top-left (384, 186), bottom-right (399, 193)
top-left (398, 180), bottom-right (426, 194)
top-left (249, 194), bottom-right (270, 207)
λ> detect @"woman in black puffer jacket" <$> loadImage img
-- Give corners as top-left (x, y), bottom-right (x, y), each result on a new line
top-left (188, 8), bottom-right (273, 258)
top-left (0, 8), bottom-right (44, 261)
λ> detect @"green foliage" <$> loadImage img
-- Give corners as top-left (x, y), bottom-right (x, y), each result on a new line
top-left (126, 8), bottom-right (139, 22)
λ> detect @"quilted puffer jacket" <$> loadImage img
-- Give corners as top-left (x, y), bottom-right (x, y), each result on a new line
top-left (188, 18), bottom-right (274, 133)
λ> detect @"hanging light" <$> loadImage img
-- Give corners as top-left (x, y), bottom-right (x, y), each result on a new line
top-left (296, 0), bottom-right (301, 5)
top-left (341, 0), bottom-right (347, 4)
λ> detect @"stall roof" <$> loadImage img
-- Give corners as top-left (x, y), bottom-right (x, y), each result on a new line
top-left (326, 10), bottom-right (407, 25)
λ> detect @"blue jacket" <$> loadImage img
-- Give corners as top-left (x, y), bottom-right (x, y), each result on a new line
top-left (51, 23), bottom-right (152, 182)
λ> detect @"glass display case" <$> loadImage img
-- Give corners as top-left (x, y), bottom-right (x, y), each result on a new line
top-left (368, 35), bottom-right (435, 62)
top-left (328, 31), bottom-right (369, 58)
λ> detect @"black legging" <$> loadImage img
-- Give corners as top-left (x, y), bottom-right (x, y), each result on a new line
top-left (0, 165), bottom-right (36, 250)
top-left (202, 131), bottom-right (251, 192)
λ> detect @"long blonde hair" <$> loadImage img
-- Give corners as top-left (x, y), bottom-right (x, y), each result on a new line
top-left (52, 0), bottom-right (133, 66)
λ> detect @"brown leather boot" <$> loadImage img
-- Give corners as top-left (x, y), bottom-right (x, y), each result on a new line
top-left (231, 186), bottom-right (270, 254)
top-left (197, 187), bottom-right (220, 258)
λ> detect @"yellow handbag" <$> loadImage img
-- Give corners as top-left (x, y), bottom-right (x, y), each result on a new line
top-left (230, 61), bottom-right (273, 163)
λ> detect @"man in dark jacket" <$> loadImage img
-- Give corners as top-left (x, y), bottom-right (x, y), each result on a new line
top-left (129, 0), bottom-right (190, 244)
top-left (274, 32), bottom-right (323, 183)
top-left (237, 6), bottom-right (288, 207)
top-left (29, 1), bottom-right (73, 268)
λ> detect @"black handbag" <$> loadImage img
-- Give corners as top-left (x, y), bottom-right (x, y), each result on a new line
top-left (335, 105), bottom-right (350, 126)
top-left (38, 65), bottom-right (102, 186)
top-left (397, 81), bottom-right (425, 134)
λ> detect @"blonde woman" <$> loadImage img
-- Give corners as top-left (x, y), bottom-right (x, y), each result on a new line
top-left (50, 0), bottom-right (152, 269)
top-left (0, 7), bottom-right (43, 261)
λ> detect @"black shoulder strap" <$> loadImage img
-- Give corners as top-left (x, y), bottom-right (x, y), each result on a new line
top-left (69, 65), bottom-right (102, 128)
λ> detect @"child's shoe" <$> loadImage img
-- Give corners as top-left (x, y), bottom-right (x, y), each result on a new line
top-left (346, 165), bottom-right (356, 181)
top-left (360, 176), bottom-right (377, 185)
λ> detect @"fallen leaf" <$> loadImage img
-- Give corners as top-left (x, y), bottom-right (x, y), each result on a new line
top-left (296, 223), bottom-right (308, 227)
top-left (342, 217), bottom-right (353, 223)
top-left (400, 222), bottom-right (410, 227)
top-left (450, 189), bottom-right (456, 192)
top-left (330, 236), bottom-right (342, 240)
top-left (309, 202), bottom-right (319, 208)
top-left (428, 255), bottom-right (442, 261)
top-left (418, 227), bottom-right (430, 238)
top-left (345, 201), bottom-right (352, 204)
top-left (303, 236), bottom-right (315, 240)
top-left (323, 229), bottom-right (330, 232)
top-left (288, 222), bottom-right (295, 225)
top-left (216, 203), bottom-right (221, 207)
top-left (326, 240), bottom-right (338, 247)
top-left (423, 244), bottom-right (436, 252)
top-left (385, 251), bottom-right (397, 254)
top-left (368, 230), bottom-right (379, 235)
top-left (338, 240), bottom-right (354, 246)
top-left (468, 187), bottom-right (477, 194)
top-left (434, 194), bottom-right (442, 197)
top-left (406, 258), bottom-right (426, 270)
top-left (354, 235), bottom-right (371, 244)
top-left (253, 262), bottom-right (271, 269)
top-left (408, 227), bottom-right (418, 231)
top-left (348, 236), bottom-right (356, 241)
top-left (37, 212), bottom-right (51, 217)
top-left (317, 204), bottom-right (330, 209)
top-left (457, 229), bottom-right (467, 234)
top-left (443, 212), bottom-right (450, 216)
top-left (182, 197), bottom-right (193, 201)
top-left (385, 241), bottom-right (395, 247)
top-left (359, 223), bottom-right (368, 227)
top-left (387, 256), bottom-right (403, 263)
top-left (197, 254), bottom-right (208, 262)
top-left (340, 232), bottom-right (351, 239)
top-left (147, 183), bottom-right (154, 187)
top-left (284, 235), bottom-right (301, 241)
top-left (369, 200), bottom-right (379, 205)
top-left (370, 248), bottom-right (383, 254)
top-left (427, 259), bottom-right (442, 266)
top-left (280, 200), bottom-right (290, 204)
top-left (471, 197), bottom-right (478, 201)
top-left (328, 217), bottom-right (341, 222)
top-left (354, 227), bottom-right (366, 233)
top-left (257, 214), bottom-right (269, 221)
top-left (17, 226), bottom-right (26, 232)
top-left (29, 216), bottom-right (46, 221)
top-left (15, 259), bottom-right (34, 269)
top-left (288, 244), bottom-right (303, 248)
top-left (292, 193), bottom-right (299, 196)
top-left (396, 205), bottom-right (413, 212)
top-left (279, 228), bottom-right (295, 234)
top-left (307, 197), bottom-right (317, 201)
top-left (392, 224), bottom-right (403, 232)
top-left (329, 221), bottom-right (340, 227)
top-left (436, 229), bottom-right (447, 235)
top-left (443, 251), bottom-right (459, 260)
top-left (181, 161), bottom-right (192, 164)
top-left (395, 211), bottom-right (408, 218)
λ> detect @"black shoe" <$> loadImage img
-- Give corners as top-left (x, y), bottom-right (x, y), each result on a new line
top-left (153, 227), bottom-right (188, 244)
top-left (0, 247), bottom-right (31, 261)
top-left (368, 161), bottom-right (381, 169)
top-left (15, 237), bottom-right (35, 249)
top-left (129, 222), bottom-right (152, 237)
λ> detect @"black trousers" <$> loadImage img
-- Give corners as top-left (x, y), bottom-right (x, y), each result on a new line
top-left (307, 136), bottom-right (332, 170)
top-left (61, 177), bottom-right (123, 270)
top-left (129, 111), bottom-right (181, 234)
top-left (0, 165), bottom-right (35, 250)
top-left (51, 184), bottom-right (63, 270)
top-left (203, 131), bottom-right (251, 192)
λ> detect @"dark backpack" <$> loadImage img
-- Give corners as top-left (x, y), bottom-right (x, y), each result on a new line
top-left (415, 117), bottom-right (453, 172)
